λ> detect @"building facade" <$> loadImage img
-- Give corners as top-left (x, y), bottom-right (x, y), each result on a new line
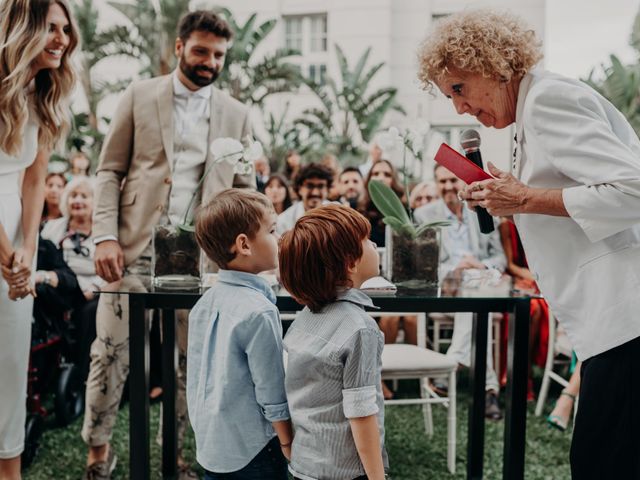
top-left (211, 0), bottom-right (546, 178)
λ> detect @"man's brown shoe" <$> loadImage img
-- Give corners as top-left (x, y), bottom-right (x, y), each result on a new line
top-left (82, 447), bottom-right (117, 480)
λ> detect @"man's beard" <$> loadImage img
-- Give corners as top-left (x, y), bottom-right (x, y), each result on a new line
top-left (179, 55), bottom-right (218, 87)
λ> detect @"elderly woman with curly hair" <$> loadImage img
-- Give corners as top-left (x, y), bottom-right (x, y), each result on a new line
top-left (418, 8), bottom-right (640, 478)
top-left (0, 0), bottom-right (78, 476)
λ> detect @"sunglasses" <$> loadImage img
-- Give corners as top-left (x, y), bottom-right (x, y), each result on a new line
top-left (59, 231), bottom-right (91, 257)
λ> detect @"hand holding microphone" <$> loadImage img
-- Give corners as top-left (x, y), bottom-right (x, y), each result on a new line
top-left (460, 129), bottom-right (495, 234)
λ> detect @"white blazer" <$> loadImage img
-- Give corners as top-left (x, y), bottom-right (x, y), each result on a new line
top-left (513, 67), bottom-right (640, 360)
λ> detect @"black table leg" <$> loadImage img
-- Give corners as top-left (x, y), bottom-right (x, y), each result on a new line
top-left (161, 309), bottom-right (178, 479)
top-left (468, 311), bottom-right (489, 480)
top-left (503, 299), bottom-right (530, 480)
top-left (129, 295), bottom-right (150, 480)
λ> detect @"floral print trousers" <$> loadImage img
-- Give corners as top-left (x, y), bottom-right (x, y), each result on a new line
top-left (81, 255), bottom-right (189, 453)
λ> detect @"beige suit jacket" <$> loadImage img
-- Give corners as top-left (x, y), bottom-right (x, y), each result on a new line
top-left (92, 74), bottom-right (254, 266)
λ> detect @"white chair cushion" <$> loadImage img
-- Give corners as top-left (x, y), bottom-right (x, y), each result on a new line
top-left (382, 344), bottom-right (458, 378)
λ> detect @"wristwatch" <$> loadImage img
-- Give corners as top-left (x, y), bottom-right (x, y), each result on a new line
top-left (41, 271), bottom-right (51, 285)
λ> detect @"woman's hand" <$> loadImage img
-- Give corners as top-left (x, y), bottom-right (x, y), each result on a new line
top-left (2, 247), bottom-right (36, 300)
top-left (460, 163), bottom-right (530, 216)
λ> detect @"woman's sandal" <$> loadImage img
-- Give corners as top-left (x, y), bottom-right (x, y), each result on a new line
top-left (546, 390), bottom-right (577, 432)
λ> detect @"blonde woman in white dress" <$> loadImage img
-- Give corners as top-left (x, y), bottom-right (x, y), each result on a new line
top-left (0, 1), bottom-right (77, 477)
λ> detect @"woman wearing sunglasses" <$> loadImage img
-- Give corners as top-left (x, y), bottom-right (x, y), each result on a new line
top-left (39, 176), bottom-right (103, 380)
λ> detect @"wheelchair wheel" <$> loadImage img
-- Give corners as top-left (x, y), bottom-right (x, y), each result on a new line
top-left (55, 364), bottom-right (85, 426)
top-left (22, 414), bottom-right (44, 469)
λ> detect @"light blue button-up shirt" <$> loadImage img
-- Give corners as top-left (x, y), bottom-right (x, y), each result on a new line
top-left (186, 269), bottom-right (290, 473)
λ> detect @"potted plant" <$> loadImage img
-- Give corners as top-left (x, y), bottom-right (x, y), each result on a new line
top-left (152, 137), bottom-right (262, 289)
top-left (369, 125), bottom-right (449, 287)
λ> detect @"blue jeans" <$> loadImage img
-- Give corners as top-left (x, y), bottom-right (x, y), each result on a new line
top-left (204, 436), bottom-right (288, 480)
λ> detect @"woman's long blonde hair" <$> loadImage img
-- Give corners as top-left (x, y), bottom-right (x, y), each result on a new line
top-left (0, 0), bottom-right (78, 156)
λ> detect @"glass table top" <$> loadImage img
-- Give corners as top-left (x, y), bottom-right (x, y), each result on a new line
top-left (99, 269), bottom-right (541, 301)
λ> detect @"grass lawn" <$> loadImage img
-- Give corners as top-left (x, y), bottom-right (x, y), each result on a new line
top-left (23, 374), bottom-right (572, 479)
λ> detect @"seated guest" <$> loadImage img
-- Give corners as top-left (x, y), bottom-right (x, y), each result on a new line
top-left (68, 151), bottom-right (91, 178)
top-left (359, 140), bottom-right (384, 178)
top-left (359, 159), bottom-right (405, 247)
top-left (338, 167), bottom-right (365, 209)
top-left (499, 218), bottom-right (550, 400)
top-left (409, 180), bottom-right (438, 210)
top-left (276, 163), bottom-right (333, 235)
top-left (415, 163), bottom-right (506, 419)
top-left (359, 159), bottom-right (407, 398)
top-left (547, 361), bottom-right (581, 431)
top-left (264, 174), bottom-right (293, 215)
top-left (282, 149), bottom-right (301, 182)
top-left (41, 171), bottom-right (67, 226)
top-left (320, 153), bottom-right (342, 201)
top-left (254, 155), bottom-right (271, 193)
top-left (40, 176), bottom-right (104, 380)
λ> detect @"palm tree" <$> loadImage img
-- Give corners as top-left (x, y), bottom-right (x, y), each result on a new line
top-left (100, 0), bottom-right (189, 78)
top-left (259, 102), bottom-right (304, 168)
top-left (213, 7), bottom-right (303, 105)
top-left (295, 45), bottom-right (406, 157)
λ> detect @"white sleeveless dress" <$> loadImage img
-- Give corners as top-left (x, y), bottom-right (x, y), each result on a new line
top-left (0, 114), bottom-right (38, 459)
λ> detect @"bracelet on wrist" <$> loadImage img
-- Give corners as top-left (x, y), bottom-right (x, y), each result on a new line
top-left (279, 441), bottom-right (292, 448)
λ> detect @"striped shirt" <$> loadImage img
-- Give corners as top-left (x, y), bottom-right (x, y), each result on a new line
top-left (283, 288), bottom-right (388, 480)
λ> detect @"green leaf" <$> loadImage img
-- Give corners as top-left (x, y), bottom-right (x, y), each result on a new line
top-left (383, 217), bottom-right (416, 237)
top-left (368, 180), bottom-right (411, 225)
top-left (415, 220), bottom-right (450, 237)
top-left (177, 223), bottom-right (195, 233)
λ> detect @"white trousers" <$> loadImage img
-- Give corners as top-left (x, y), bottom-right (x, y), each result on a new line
top-left (447, 312), bottom-right (499, 392)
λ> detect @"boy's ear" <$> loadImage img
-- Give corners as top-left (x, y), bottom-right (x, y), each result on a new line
top-left (233, 233), bottom-right (251, 257)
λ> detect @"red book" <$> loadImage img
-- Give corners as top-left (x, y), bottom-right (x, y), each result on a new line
top-left (434, 143), bottom-right (493, 184)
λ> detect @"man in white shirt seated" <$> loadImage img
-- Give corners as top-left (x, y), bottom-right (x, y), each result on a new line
top-left (415, 164), bottom-right (506, 420)
top-left (276, 163), bottom-right (333, 235)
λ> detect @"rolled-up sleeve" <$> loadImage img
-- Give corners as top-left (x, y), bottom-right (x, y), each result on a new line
top-left (340, 328), bottom-right (382, 419)
top-left (239, 308), bottom-right (290, 422)
top-left (529, 83), bottom-right (640, 243)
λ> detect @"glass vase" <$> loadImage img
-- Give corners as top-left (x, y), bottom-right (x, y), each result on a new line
top-left (152, 224), bottom-right (200, 290)
top-left (385, 226), bottom-right (441, 288)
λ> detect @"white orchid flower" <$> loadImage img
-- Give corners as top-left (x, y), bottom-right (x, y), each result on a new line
top-left (377, 126), bottom-right (403, 153)
top-left (243, 139), bottom-right (264, 162)
top-left (210, 137), bottom-right (244, 165)
top-left (234, 161), bottom-right (254, 175)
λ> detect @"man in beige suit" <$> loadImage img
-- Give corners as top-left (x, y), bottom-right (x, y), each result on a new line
top-left (83, 11), bottom-right (253, 479)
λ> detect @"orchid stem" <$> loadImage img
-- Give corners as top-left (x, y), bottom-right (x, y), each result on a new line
top-left (403, 144), bottom-right (414, 226)
top-left (180, 151), bottom-right (240, 226)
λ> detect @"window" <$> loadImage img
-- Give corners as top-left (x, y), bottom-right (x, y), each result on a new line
top-left (308, 63), bottom-right (327, 84)
top-left (309, 15), bottom-right (327, 52)
top-left (284, 17), bottom-right (303, 51)
top-left (283, 14), bottom-right (328, 85)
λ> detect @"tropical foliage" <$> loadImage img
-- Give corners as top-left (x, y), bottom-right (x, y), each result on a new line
top-left (584, 8), bottom-right (640, 136)
top-left (585, 55), bottom-right (640, 135)
top-left (295, 45), bottom-right (405, 157)
top-left (213, 7), bottom-right (303, 106)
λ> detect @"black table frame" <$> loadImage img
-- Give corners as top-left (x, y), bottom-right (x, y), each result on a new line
top-left (127, 292), bottom-right (531, 480)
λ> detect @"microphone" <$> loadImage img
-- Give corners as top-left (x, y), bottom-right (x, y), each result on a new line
top-left (460, 129), bottom-right (494, 234)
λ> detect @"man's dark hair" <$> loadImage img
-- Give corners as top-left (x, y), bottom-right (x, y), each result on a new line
top-left (339, 166), bottom-right (363, 180)
top-left (178, 10), bottom-right (233, 42)
top-left (293, 163), bottom-right (334, 193)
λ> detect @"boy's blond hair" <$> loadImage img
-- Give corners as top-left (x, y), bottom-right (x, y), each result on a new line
top-left (195, 189), bottom-right (274, 268)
